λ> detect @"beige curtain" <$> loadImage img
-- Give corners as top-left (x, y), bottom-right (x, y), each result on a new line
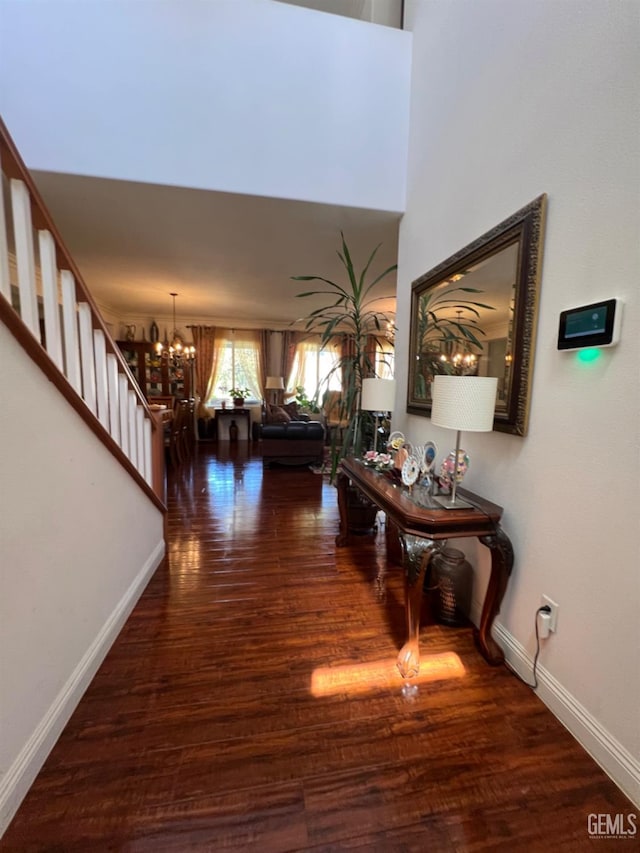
top-left (364, 334), bottom-right (378, 379)
top-left (286, 336), bottom-right (318, 398)
top-left (259, 329), bottom-right (270, 399)
top-left (281, 330), bottom-right (298, 399)
top-left (191, 325), bottom-right (217, 418)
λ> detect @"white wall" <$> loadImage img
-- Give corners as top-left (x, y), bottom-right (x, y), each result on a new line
top-left (397, 0), bottom-right (639, 802)
top-left (0, 0), bottom-right (411, 213)
top-left (0, 324), bottom-right (165, 833)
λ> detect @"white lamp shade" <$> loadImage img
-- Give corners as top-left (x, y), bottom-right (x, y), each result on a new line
top-left (361, 378), bottom-right (396, 412)
top-left (265, 376), bottom-right (284, 390)
top-left (431, 375), bottom-right (498, 432)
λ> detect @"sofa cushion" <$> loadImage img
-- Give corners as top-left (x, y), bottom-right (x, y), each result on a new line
top-left (282, 401), bottom-right (301, 420)
top-left (266, 405), bottom-right (291, 424)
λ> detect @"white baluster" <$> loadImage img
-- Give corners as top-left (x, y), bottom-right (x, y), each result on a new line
top-left (0, 173), bottom-right (11, 302)
top-left (128, 390), bottom-right (137, 468)
top-left (143, 417), bottom-right (152, 485)
top-left (61, 270), bottom-right (81, 395)
top-left (136, 405), bottom-right (145, 475)
top-left (107, 354), bottom-right (120, 444)
top-left (78, 302), bottom-right (96, 415)
top-left (11, 179), bottom-right (39, 340)
top-left (93, 329), bottom-right (109, 429)
top-left (39, 230), bottom-right (64, 371)
top-left (118, 374), bottom-right (129, 456)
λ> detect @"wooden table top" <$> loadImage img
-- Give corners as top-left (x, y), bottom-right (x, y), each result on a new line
top-left (340, 456), bottom-right (504, 540)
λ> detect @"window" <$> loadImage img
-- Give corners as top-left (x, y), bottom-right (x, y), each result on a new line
top-left (376, 339), bottom-right (395, 380)
top-left (207, 329), bottom-right (262, 404)
top-left (287, 338), bottom-right (341, 402)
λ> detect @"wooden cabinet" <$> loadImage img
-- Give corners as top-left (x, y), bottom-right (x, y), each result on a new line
top-left (116, 341), bottom-right (192, 401)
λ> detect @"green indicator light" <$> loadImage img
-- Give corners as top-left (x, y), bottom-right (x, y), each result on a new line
top-left (577, 348), bottom-right (601, 363)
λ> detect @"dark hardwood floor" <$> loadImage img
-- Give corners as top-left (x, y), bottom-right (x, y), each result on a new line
top-left (2, 444), bottom-right (634, 851)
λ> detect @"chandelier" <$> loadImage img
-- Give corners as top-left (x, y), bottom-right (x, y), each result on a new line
top-left (439, 310), bottom-right (478, 372)
top-left (155, 292), bottom-right (196, 366)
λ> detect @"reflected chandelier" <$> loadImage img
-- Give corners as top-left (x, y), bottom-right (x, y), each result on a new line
top-left (439, 310), bottom-right (478, 372)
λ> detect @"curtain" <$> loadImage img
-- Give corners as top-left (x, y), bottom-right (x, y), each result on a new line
top-left (281, 330), bottom-right (299, 400)
top-left (286, 336), bottom-right (318, 398)
top-left (364, 334), bottom-right (378, 379)
top-left (259, 329), bottom-right (270, 400)
top-left (191, 325), bottom-right (216, 418)
top-left (340, 334), bottom-right (357, 390)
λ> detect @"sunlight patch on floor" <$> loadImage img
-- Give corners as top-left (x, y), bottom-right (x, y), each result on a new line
top-left (310, 652), bottom-right (466, 697)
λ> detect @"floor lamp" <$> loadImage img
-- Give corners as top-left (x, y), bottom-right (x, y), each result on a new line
top-left (430, 375), bottom-right (498, 509)
top-left (265, 376), bottom-right (284, 406)
top-left (361, 378), bottom-right (396, 452)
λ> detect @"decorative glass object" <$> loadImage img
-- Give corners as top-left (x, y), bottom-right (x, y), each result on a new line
top-left (438, 449), bottom-right (469, 492)
top-left (432, 547), bottom-right (472, 626)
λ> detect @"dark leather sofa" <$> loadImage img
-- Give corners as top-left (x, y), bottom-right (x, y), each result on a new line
top-left (254, 403), bottom-right (325, 467)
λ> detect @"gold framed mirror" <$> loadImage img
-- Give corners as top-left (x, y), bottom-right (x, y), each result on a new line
top-left (407, 194), bottom-right (547, 436)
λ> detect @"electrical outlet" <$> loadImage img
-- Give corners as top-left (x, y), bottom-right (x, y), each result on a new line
top-left (541, 595), bottom-right (559, 632)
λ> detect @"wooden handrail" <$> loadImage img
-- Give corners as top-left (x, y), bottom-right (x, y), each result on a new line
top-left (0, 116), bottom-right (166, 512)
top-left (0, 116), bottom-right (150, 416)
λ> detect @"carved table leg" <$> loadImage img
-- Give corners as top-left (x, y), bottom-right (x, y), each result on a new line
top-left (396, 534), bottom-right (438, 679)
top-left (335, 469), bottom-right (350, 546)
top-left (335, 469), bottom-right (378, 545)
top-left (477, 525), bottom-right (514, 665)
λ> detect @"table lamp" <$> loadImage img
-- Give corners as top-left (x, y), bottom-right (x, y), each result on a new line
top-left (361, 378), bottom-right (396, 452)
top-left (431, 375), bottom-right (498, 509)
top-left (265, 376), bottom-right (284, 406)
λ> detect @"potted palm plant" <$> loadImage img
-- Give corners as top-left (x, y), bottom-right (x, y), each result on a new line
top-left (292, 232), bottom-right (397, 481)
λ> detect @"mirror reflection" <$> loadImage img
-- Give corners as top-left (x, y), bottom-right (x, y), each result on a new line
top-left (407, 195), bottom-right (547, 436)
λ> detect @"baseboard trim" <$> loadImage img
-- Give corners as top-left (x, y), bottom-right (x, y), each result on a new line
top-left (494, 621), bottom-right (640, 808)
top-left (0, 540), bottom-right (165, 836)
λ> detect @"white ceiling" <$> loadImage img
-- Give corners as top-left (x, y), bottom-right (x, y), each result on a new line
top-left (33, 170), bottom-right (401, 330)
top-left (25, 0), bottom-right (404, 332)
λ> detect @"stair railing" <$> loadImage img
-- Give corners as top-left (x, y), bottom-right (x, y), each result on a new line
top-left (0, 117), bottom-right (165, 511)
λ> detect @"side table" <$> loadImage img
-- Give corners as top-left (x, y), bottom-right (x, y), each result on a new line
top-left (216, 408), bottom-right (252, 441)
top-left (336, 458), bottom-right (514, 680)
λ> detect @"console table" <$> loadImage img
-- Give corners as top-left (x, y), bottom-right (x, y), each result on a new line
top-left (216, 407), bottom-right (252, 441)
top-left (336, 458), bottom-right (514, 680)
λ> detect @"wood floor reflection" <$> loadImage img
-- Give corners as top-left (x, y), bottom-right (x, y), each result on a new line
top-left (2, 444), bottom-right (633, 851)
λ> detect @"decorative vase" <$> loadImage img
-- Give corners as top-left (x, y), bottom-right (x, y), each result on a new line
top-left (125, 324), bottom-right (136, 342)
top-left (233, 397), bottom-right (244, 408)
top-left (229, 420), bottom-right (239, 441)
top-left (150, 321), bottom-right (159, 343)
top-left (432, 547), bottom-right (472, 626)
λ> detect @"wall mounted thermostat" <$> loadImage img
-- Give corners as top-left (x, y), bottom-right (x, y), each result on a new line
top-left (557, 298), bottom-right (622, 350)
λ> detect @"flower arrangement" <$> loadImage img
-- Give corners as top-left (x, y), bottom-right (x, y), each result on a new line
top-left (363, 450), bottom-right (394, 471)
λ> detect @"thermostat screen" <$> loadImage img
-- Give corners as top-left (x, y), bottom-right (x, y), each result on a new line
top-left (557, 298), bottom-right (619, 350)
top-left (564, 306), bottom-right (608, 339)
